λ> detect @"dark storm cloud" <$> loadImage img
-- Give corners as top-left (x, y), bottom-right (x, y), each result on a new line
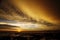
top-left (0, 24), bottom-right (16, 29)
top-left (0, 0), bottom-right (27, 21)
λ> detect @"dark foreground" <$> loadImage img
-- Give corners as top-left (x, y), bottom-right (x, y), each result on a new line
top-left (0, 30), bottom-right (60, 40)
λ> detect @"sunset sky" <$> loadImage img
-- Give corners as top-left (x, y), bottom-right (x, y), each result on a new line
top-left (0, 0), bottom-right (60, 32)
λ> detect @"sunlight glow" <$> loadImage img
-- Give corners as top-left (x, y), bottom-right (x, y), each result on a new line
top-left (8, 22), bottom-right (40, 30)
